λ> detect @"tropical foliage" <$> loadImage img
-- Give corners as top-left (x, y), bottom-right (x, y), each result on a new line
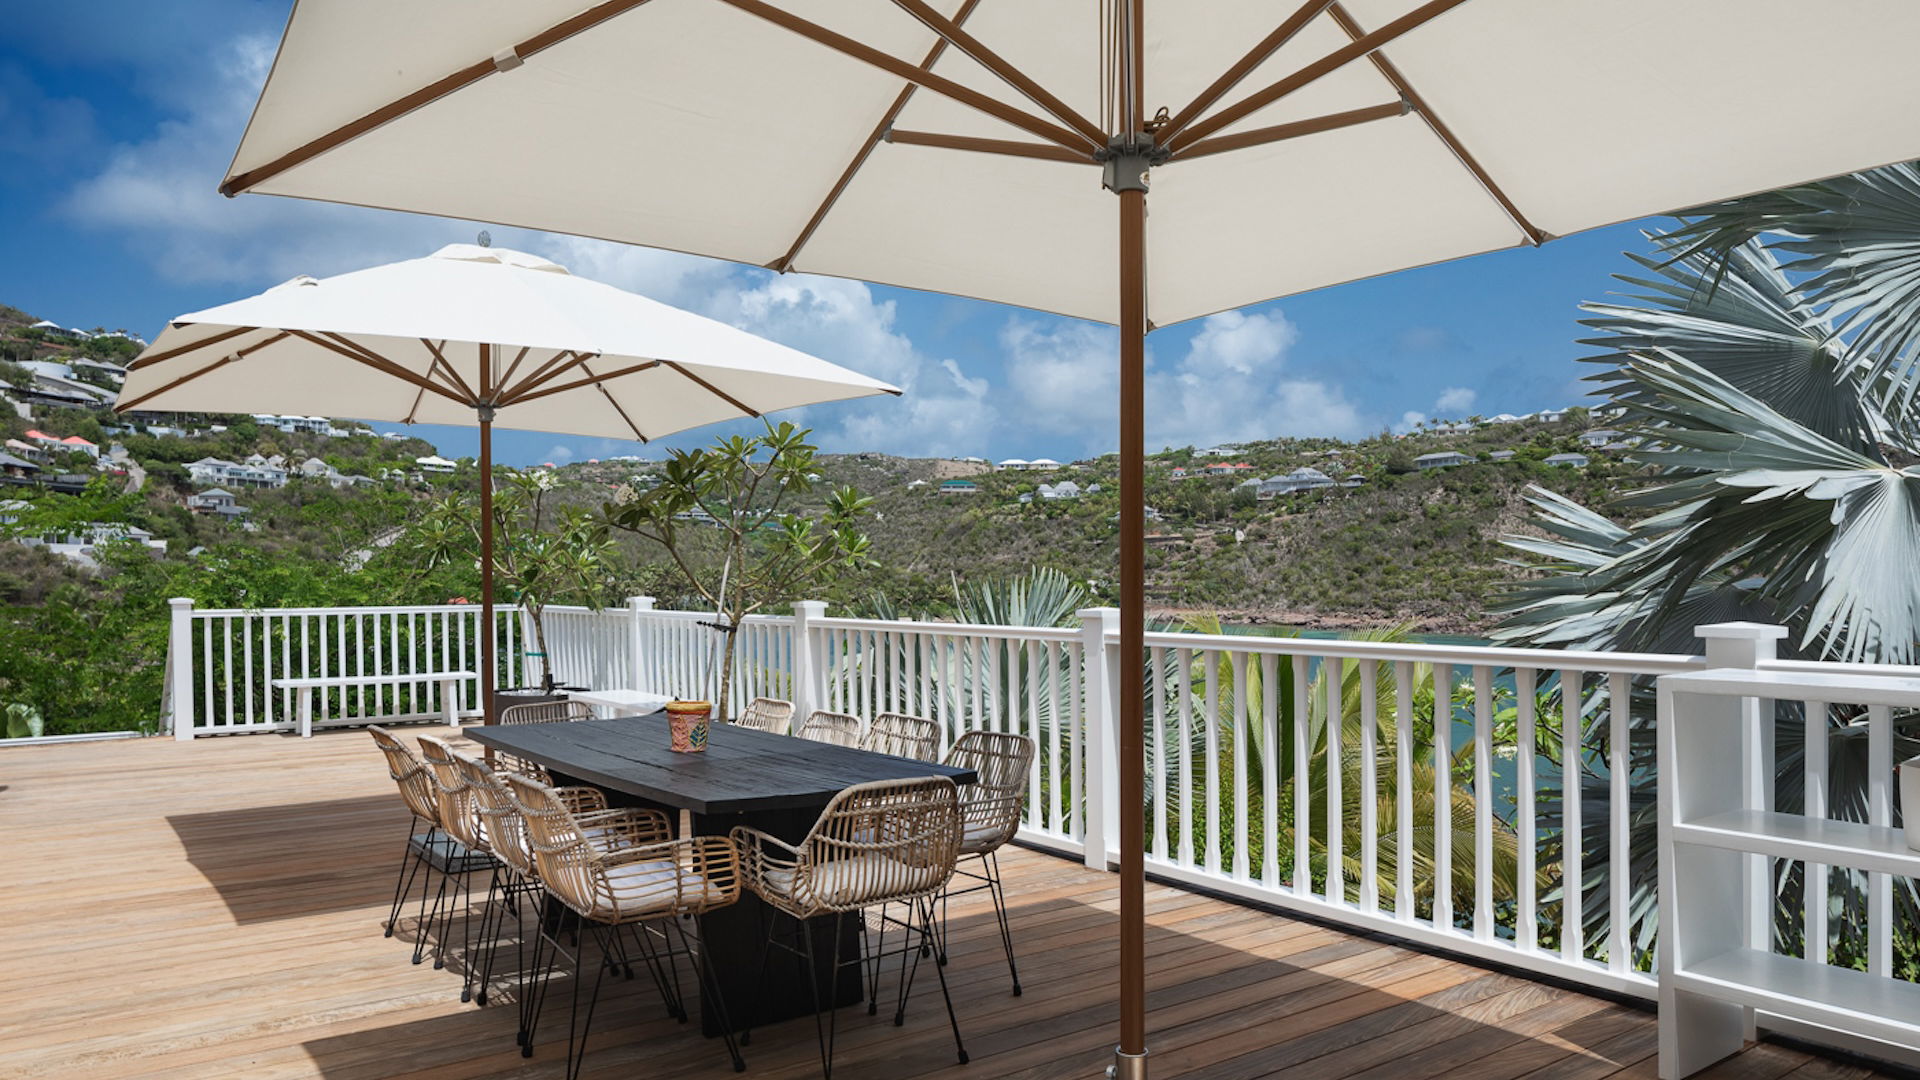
top-left (1499, 161), bottom-right (1920, 971)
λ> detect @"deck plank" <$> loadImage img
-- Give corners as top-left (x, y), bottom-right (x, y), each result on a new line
top-left (0, 730), bottom-right (1887, 1080)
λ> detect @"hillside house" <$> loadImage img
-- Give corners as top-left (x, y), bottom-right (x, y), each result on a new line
top-left (1256, 467), bottom-right (1336, 499)
top-left (1578, 429), bottom-right (1623, 447)
top-left (1544, 452), bottom-right (1590, 467)
top-left (25, 430), bottom-right (99, 460)
top-left (1168, 467), bottom-right (1189, 480)
top-left (187, 489), bottom-right (251, 520)
top-left (0, 451), bottom-right (40, 479)
top-left (1039, 480), bottom-right (1082, 500)
top-left (1488, 450), bottom-right (1517, 461)
top-left (1341, 474), bottom-right (1366, 487)
top-left (995, 458), bottom-right (1028, 471)
top-left (939, 480), bottom-right (979, 496)
top-left (186, 457), bottom-right (288, 489)
top-left (1415, 451), bottom-right (1472, 469)
top-left (27, 320), bottom-right (85, 340)
top-left (4, 438), bottom-right (45, 463)
top-left (415, 455), bottom-right (457, 474)
top-left (1203, 462), bottom-right (1255, 476)
top-left (1427, 421), bottom-right (1473, 435)
top-left (1533, 408), bottom-right (1570, 423)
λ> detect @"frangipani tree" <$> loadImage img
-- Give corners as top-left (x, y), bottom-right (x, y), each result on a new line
top-left (603, 421), bottom-right (871, 720)
top-left (411, 468), bottom-right (618, 691)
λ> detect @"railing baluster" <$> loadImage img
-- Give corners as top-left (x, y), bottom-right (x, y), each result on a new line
top-left (1516, 667), bottom-right (1539, 952)
top-left (1292, 654), bottom-right (1310, 898)
top-left (1433, 662), bottom-right (1452, 929)
top-left (1326, 655), bottom-right (1344, 906)
top-left (1261, 653), bottom-right (1279, 888)
top-left (1204, 648), bottom-right (1222, 875)
top-left (1152, 646), bottom-right (1167, 861)
top-left (1474, 665), bottom-right (1494, 941)
top-left (1867, 703), bottom-right (1893, 978)
top-left (199, 615), bottom-right (213, 729)
top-left (222, 615), bottom-right (235, 727)
top-left (1047, 638), bottom-right (1063, 832)
top-left (242, 613), bottom-right (257, 727)
top-left (1068, 638), bottom-right (1084, 840)
top-left (1803, 698), bottom-right (1828, 965)
top-left (1232, 649), bottom-right (1250, 881)
top-left (1026, 639), bottom-right (1042, 823)
top-left (1360, 659), bottom-right (1380, 913)
top-left (1607, 671), bottom-right (1631, 971)
top-left (1177, 647), bottom-right (1195, 868)
top-left (1395, 660), bottom-right (1415, 923)
top-left (1561, 667), bottom-right (1585, 964)
top-left (970, 636), bottom-right (985, 737)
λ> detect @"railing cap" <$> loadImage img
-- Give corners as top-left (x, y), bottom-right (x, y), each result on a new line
top-left (169, 596), bottom-right (195, 609)
top-left (1694, 622), bottom-right (1789, 641)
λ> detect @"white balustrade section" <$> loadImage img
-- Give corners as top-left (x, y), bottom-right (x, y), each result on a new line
top-left (180, 597), bottom-right (1920, 1008)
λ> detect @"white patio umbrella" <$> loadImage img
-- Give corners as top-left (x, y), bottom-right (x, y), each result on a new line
top-left (116, 243), bottom-right (899, 721)
top-left (213, 2), bottom-right (1920, 1073)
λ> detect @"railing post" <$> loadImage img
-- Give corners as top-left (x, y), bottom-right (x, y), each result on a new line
top-left (791, 600), bottom-right (826, 722)
top-left (168, 598), bottom-right (195, 741)
top-left (626, 596), bottom-right (655, 692)
top-left (1078, 606), bottom-right (1120, 871)
top-left (1659, 621), bottom-right (1786, 1074)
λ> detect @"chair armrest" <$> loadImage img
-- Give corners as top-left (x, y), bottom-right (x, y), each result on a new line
top-left (555, 786), bottom-right (608, 815)
top-left (577, 807), bottom-right (673, 847)
top-left (729, 825), bottom-right (805, 894)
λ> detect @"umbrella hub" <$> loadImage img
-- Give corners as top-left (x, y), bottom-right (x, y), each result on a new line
top-left (1100, 133), bottom-right (1169, 195)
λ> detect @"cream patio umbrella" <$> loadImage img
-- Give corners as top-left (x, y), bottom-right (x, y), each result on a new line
top-left (213, 2), bottom-right (1920, 1074)
top-left (115, 242), bottom-right (899, 722)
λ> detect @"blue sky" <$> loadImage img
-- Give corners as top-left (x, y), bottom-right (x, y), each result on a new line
top-left (0, 1), bottom-right (1664, 467)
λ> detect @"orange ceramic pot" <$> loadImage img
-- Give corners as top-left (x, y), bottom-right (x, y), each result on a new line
top-left (666, 700), bottom-right (712, 753)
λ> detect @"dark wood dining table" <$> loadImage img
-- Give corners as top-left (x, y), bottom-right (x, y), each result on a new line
top-left (465, 715), bottom-right (976, 1035)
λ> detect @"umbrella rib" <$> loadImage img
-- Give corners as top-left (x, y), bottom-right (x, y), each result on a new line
top-left (220, 0), bottom-right (662, 196)
top-left (286, 330), bottom-right (469, 406)
top-left (419, 338), bottom-right (482, 402)
top-left (714, 0), bottom-right (1086, 153)
top-left (494, 345), bottom-right (534, 396)
top-left (663, 360), bottom-right (762, 418)
top-left (498, 350), bottom-right (596, 404)
top-left (767, 0), bottom-right (985, 274)
top-left (1172, 100), bottom-right (1410, 161)
top-left (575, 357), bottom-right (652, 442)
top-left (115, 332), bottom-right (293, 412)
top-left (1327, 2), bottom-right (1546, 246)
top-left (885, 0), bottom-right (1105, 149)
top-left (126, 325), bottom-right (260, 371)
top-left (883, 130), bottom-right (1087, 164)
top-left (1165, 0), bottom-right (1472, 154)
top-left (1155, 0), bottom-right (1337, 147)
top-left (503, 359), bottom-right (661, 405)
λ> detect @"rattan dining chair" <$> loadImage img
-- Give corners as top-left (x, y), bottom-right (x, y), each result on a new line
top-left (796, 709), bottom-right (862, 748)
top-left (368, 726), bottom-right (450, 959)
top-left (861, 712), bottom-right (941, 761)
top-left (499, 700), bottom-right (594, 724)
top-left (938, 731), bottom-right (1037, 995)
top-left (506, 773), bottom-right (746, 1077)
top-left (419, 734), bottom-right (504, 995)
top-left (456, 752), bottom-right (662, 1057)
top-left (732, 776), bottom-right (966, 1078)
top-left (732, 696), bottom-right (795, 734)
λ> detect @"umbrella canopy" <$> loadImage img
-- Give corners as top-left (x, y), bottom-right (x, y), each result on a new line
top-left (215, 2), bottom-right (1920, 1075)
top-left (117, 242), bottom-right (900, 724)
top-left (117, 243), bottom-right (899, 435)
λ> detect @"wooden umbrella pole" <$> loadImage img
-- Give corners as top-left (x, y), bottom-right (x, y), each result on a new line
top-left (478, 403), bottom-right (496, 726)
top-left (1116, 182), bottom-right (1149, 1078)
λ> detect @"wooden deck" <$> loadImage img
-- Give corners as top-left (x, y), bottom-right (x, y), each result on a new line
top-left (0, 731), bottom-right (1889, 1080)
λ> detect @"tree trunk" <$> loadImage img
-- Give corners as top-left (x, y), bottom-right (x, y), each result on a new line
top-left (715, 624), bottom-right (738, 721)
top-left (527, 600), bottom-right (554, 691)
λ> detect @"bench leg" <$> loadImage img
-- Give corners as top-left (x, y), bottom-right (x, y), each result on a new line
top-left (299, 690), bottom-right (314, 739)
top-left (442, 679), bottom-right (460, 728)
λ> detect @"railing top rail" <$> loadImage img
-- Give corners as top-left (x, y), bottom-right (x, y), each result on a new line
top-left (1667, 665), bottom-right (1920, 706)
top-left (188, 603), bottom-right (522, 618)
top-left (808, 615), bottom-right (1083, 643)
top-left (1761, 657), bottom-right (1920, 681)
top-left (1139, 628), bottom-right (1706, 674)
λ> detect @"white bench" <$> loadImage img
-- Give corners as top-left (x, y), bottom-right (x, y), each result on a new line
top-left (271, 671), bottom-right (476, 738)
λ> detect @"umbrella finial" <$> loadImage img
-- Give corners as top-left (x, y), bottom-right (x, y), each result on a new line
top-left (477, 230), bottom-right (492, 248)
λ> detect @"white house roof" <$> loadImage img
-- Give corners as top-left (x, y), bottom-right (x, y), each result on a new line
top-left (997, 459), bottom-right (1028, 467)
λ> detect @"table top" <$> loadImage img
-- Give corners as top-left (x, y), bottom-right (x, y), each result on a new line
top-left (465, 716), bottom-right (976, 816)
top-left (566, 688), bottom-right (672, 712)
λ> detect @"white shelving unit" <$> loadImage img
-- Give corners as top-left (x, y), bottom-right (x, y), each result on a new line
top-left (1658, 650), bottom-right (1920, 1078)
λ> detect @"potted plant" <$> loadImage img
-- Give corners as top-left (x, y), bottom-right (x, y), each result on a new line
top-left (602, 421), bottom-right (872, 722)
top-left (412, 468), bottom-right (619, 704)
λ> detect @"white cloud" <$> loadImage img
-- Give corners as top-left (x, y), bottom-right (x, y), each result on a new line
top-left (544, 444), bottom-right (576, 463)
top-left (998, 309), bottom-right (1368, 454)
top-left (1395, 410), bottom-right (1428, 434)
top-left (1434, 386), bottom-right (1478, 415)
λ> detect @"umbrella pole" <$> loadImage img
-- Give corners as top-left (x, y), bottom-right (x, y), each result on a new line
top-left (478, 405), bottom-right (496, 725)
top-left (1115, 177), bottom-right (1150, 1078)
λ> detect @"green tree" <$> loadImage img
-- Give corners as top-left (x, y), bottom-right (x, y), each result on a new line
top-left (602, 421), bottom-right (872, 718)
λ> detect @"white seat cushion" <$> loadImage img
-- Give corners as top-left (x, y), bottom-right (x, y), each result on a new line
top-left (762, 853), bottom-right (942, 909)
top-left (602, 858), bottom-right (717, 914)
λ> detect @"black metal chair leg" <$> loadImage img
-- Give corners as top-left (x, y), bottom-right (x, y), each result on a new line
top-left (921, 897), bottom-right (969, 1065)
top-left (384, 820), bottom-right (422, 938)
top-left (466, 867), bottom-right (505, 1005)
top-left (819, 911), bottom-right (845, 1080)
top-left (522, 898), bottom-right (564, 1058)
top-left (415, 842), bottom-right (451, 966)
top-left (563, 915), bottom-right (609, 1080)
top-left (987, 851), bottom-right (1022, 995)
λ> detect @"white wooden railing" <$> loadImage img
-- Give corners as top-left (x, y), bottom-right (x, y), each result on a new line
top-left (164, 596), bottom-right (1920, 1035)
